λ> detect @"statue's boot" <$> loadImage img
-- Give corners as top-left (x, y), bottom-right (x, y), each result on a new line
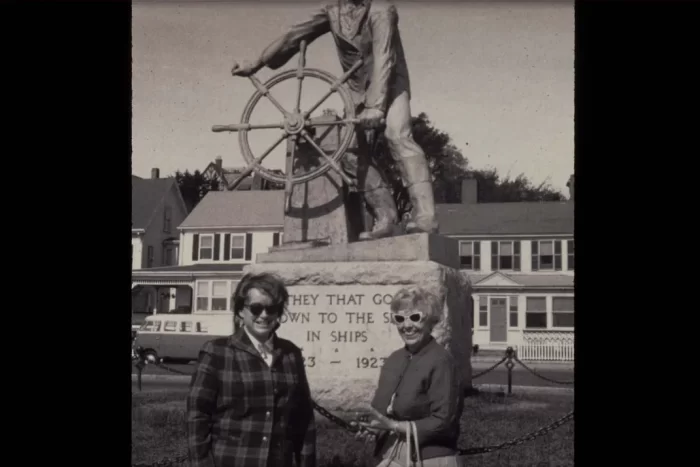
top-left (358, 185), bottom-right (399, 241)
top-left (402, 156), bottom-right (439, 234)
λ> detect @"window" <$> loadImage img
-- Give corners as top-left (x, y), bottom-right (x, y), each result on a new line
top-left (151, 321), bottom-right (161, 332)
top-left (459, 241), bottom-right (481, 270)
top-left (199, 234), bottom-right (214, 260)
top-left (552, 297), bottom-right (574, 328)
top-left (230, 234), bottom-right (245, 260)
top-left (164, 321), bottom-right (177, 331)
top-left (478, 296), bottom-right (488, 327)
top-left (163, 246), bottom-right (174, 266)
top-left (532, 240), bottom-right (562, 271)
top-left (180, 321), bottom-right (192, 332)
top-left (196, 322), bottom-right (208, 333)
top-left (567, 240), bottom-right (574, 271)
top-left (147, 246), bottom-right (154, 268)
top-left (163, 206), bottom-right (172, 233)
top-left (491, 241), bottom-right (520, 270)
top-left (211, 281), bottom-right (228, 311)
top-left (196, 282), bottom-right (209, 311)
top-left (141, 321), bottom-right (152, 331)
top-left (196, 281), bottom-right (229, 311)
top-left (525, 297), bottom-right (547, 329)
top-left (509, 296), bottom-right (518, 327)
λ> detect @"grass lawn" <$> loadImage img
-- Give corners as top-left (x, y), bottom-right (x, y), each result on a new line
top-left (132, 389), bottom-right (573, 466)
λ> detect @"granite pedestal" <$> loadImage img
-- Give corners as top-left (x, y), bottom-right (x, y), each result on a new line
top-left (246, 233), bottom-right (473, 411)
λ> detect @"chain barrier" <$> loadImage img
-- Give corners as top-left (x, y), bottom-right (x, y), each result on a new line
top-left (514, 356), bottom-right (574, 385)
top-left (132, 347), bottom-right (573, 466)
top-left (458, 410), bottom-right (574, 455)
top-left (471, 356), bottom-right (506, 379)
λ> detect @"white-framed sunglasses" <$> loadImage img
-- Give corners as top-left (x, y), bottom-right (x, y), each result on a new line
top-left (391, 311), bottom-right (424, 324)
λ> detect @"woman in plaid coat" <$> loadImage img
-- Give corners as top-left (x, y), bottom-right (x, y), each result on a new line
top-left (187, 273), bottom-right (316, 467)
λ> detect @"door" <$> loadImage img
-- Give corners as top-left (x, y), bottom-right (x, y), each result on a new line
top-left (490, 298), bottom-right (507, 343)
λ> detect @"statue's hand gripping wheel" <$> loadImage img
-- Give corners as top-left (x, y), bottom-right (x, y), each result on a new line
top-left (212, 40), bottom-right (384, 214)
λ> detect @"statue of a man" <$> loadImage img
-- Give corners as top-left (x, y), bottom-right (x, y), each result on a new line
top-left (232, 0), bottom-right (438, 240)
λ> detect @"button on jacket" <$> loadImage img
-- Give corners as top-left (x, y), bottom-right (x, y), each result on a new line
top-left (187, 328), bottom-right (316, 467)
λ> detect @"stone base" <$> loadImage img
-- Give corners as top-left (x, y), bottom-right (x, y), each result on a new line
top-left (259, 232), bottom-right (460, 270)
top-left (244, 257), bottom-right (473, 411)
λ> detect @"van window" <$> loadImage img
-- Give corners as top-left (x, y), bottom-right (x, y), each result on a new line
top-left (164, 321), bottom-right (177, 332)
top-left (141, 321), bottom-right (153, 331)
top-left (152, 321), bottom-right (161, 331)
top-left (196, 322), bottom-right (208, 333)
top-left (180, 321), bottom-right (192, 332)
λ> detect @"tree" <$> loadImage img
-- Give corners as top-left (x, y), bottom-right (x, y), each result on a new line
top-left (175, 170), bottom-right (219, 211)
top-left (373, 112), bottom-right (566, 219)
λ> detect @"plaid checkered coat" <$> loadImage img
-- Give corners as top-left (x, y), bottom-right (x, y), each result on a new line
top-left (186, 328), bottom-right (316, 467)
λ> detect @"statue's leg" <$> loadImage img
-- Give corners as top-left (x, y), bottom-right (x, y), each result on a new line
top-left (341, 128), bottom-right (398, 241)
top-left (383, 89), bottom-right (439, 234)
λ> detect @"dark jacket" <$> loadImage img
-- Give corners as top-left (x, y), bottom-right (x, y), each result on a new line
top-left (186, 328), bottom-right (316, 467)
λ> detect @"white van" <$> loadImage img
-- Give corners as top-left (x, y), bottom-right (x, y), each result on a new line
top-left (134, 313), bottom-right (235, 363)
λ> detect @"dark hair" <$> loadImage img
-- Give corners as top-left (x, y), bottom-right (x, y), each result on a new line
top-left (232, 272), bottom-right (289, 318)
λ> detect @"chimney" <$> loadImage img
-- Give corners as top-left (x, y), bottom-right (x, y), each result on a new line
top-left (215, 156), bottom-right (223, 169)
top-left (566, 174), bottom-right (574, 201)
top-left (461, 179), bottom-right (478, 204)
top-left (151, 168), bottom-right (160, 179)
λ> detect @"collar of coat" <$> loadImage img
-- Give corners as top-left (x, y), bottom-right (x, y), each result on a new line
top-left (228, 327), bottom-right (285, 361)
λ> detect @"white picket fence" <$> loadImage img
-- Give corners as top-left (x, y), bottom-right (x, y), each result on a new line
top-left (517, 331), bottom-right (574, 362)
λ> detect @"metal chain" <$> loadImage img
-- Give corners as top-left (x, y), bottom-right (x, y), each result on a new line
top-left (514, 357), bottom-right (574, 385)
top-left (458, 410), bottom-right (574, 455)
top-left (472, 357), bottom-right (507, 379)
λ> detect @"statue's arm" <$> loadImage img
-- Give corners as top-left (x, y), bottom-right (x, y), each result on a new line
top-left (364, 2), bottom-right (399, 113)
top-left (258, 5), bottom-right (331, 70)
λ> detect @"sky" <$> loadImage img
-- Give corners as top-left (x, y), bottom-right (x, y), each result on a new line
top-left (132, 0), bottom-right (574, 193)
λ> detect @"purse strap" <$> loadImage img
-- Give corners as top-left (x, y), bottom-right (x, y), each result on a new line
top-left (404, 421), bottom-right (422, 467)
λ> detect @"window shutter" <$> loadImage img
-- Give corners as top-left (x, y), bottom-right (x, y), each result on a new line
top-left (223, 234), bottom-right (231, 261)
top-left (192, 234), bottom-right (199, 261)
top-left (214, 234), bottom-right (221, 261)
top-left (273, 232), bottom-right (280, 247)
top-left (245, 233), bottom-right (253, 261)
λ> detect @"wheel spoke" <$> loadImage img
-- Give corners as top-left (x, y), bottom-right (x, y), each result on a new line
top-left (284, 135), bottom-right (298, 213)
top-left (302, 59), bottom-right (364, 119)
top-left (248, 75), bottom-right (290, 117)
top-left (295, 41), bottom-right (307, 113)
top-left (227, 133), bottom-right (288, 190)
top-left (299, 129), bottom-right (356, 188)
top-left (212, 122), bottom-right (285, 132)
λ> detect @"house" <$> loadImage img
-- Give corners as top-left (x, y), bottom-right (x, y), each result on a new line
top-left (131, 177), bottom-right (574, 361)
top-left (131, 190), bottom-right (284, 317)
top-left (203, 156), bottom-right (284, 191)
top-left (439, 179), bottom-right (574, 361)
top-left (131, 168), bottom-right (190, 326)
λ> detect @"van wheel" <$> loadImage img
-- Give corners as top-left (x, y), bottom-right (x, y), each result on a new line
top-left (144, 350), bottom-right (159, 364)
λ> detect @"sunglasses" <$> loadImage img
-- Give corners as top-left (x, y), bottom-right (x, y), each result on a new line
top-left (392, 312), bottom-right (424, 324)
top-left (245, 303), bottom-right (284, 316)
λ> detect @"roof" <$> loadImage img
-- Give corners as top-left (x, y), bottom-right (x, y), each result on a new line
top-left (179, 190), bottom-right (285, 229)
top-left (134, 264), bottom-right (246, 273)
top-left (468, 271), bottom-right (574, 288)
top-left (132, 264), bottom-right (246, 282)
top-left (437, 202), bottom-right (573, 236)
top-left (132, 177), bottom-right (177, 231)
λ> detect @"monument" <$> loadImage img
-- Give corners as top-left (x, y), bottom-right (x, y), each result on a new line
top-left (213, 0), bottom-right (473, 410)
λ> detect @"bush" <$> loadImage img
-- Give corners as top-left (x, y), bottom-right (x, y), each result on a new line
top-left (132, 389), bottom-right (573, 466)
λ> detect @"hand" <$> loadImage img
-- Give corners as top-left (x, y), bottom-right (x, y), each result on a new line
top-left (357, 108), bottom-right (385, 128)
top-left (231, 59), bottom-right (263, 77)
top-left (350, 420), bottom-right (380, 445)
top-left (359, 406), bottom-right (404, 433)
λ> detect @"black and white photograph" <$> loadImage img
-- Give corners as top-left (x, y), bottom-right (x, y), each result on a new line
top-left (131, 1), bottom-right (575, 466)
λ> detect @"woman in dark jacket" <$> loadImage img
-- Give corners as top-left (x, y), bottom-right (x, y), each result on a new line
top-left (186, 273), bottom-right (316, 467)
top-left (359, 286), bottom-right (465, 467)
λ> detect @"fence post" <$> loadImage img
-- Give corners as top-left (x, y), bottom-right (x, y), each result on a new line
top-left (505, 346), bottom-right (515, 395)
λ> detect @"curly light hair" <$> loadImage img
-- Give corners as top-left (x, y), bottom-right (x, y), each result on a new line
top-left (389, 286), bottom-right (443, 326)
